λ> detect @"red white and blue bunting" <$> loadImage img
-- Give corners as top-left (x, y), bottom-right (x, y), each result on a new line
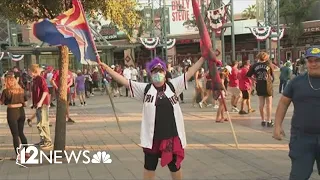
top-left (248, 27), bottom-right (272, 41)
top-left (207, 5), bottom-right (229, 36)
top-left (163, 39), bottom-right (176, 49)
top-left (271, 28), bottom-right (285, 42)
top-left (140, 37), bottom-right (159, 49)
top-left (140, 37), bottom-right (176, 50)
top-left (0, 52), bottom-right (4, 60)
top-left (7, 52), bottom-right (24, 61)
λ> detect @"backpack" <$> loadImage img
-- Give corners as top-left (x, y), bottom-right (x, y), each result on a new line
top-left (144, 81), bottom-right (175, 98)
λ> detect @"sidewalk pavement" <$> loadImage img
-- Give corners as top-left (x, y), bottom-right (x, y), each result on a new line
top-left (0, 84), bottom-right (319, 180)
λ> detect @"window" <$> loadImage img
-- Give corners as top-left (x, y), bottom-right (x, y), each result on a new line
top-left (248, 54), bottom-right (254, 64)
top-left (299, 50), bottom-right (305, 58)
top-left (225, 55), bottom-right (231, 64)
top-left (285, 51), bottom-right (292, 60)
top-left (237, 54), bottom-right (242, 61)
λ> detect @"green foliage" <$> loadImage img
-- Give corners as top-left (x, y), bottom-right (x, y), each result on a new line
top-left (280, 0), bottom-right (318, 46)
top-left (0, 0), bottom-right (141, 40)
top-left (242, 5), bottom-right (256, 19)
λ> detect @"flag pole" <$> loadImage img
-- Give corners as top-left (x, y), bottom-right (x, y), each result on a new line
top-left (76, 0), bottom-right (122, 132)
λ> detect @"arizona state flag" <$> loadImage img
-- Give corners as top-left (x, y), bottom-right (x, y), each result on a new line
top-left (33, 0), bottom-right (97, 64)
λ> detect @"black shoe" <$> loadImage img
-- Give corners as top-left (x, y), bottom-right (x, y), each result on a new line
top-left (34, 141), bottom-right (44, 146)
top-left (50, 103), bottom-right (55, 107)
top-left (73, 102), bottom-right (75, 106)
top-left (67, 118), bottom-right (75, 123)
top-left (239, 110), bottom-right (248, 115)
top-left (69, 102), bottom-right (72, 106)
top-left (267, 121), bottom-right (274, 127)
top-left (261, 121), bottom-right (266, 127)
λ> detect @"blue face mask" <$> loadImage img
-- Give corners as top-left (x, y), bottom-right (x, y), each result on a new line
top-left (151, 72), bottom-right (165, 83)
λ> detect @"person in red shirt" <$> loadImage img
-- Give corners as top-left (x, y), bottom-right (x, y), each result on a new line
top-left (238, 60), bottom-right (255, 114)
top-left (51, 70), bottom-right (75, 123)
top-left (228, 61), bottom-right (242, 112)
top-left (30, 64), bottom-right (52, 149)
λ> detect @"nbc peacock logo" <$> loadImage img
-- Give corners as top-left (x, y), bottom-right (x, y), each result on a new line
top-left (91, 151), bottom-right (112, 164)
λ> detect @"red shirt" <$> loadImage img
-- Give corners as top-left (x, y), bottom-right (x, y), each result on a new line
top-left (228, 66), bottom-right (239, 87)
top-left (32, 76), bottom-right (49, 106)
top-left (52, 70), bottom-right (73, 93)
top-left (239, 66), bottom-right (252, 91)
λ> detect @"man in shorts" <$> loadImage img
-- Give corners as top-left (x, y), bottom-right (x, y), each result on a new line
top-left (51, 70), bottom-right (75, 123)
top-left (227, 61), bottom-right (242, 112)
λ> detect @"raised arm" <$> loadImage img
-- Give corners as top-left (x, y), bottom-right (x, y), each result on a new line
top-left (100, 63), bottom-right (129, 88)
top-left (185, 57), bottom-right (205, 80)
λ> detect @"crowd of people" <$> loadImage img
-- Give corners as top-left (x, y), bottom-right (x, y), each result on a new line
top-left (0, 45), bottom-right (319, 179)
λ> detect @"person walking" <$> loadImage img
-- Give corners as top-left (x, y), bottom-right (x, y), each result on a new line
top-left (273, 46), bottom-right (320, 179)
top-left (99, 56), bottom-right (206, 180)
top-left (0, 74), bottom-right (29, 160)
top-left (279, 62), bottom-right (292, 93)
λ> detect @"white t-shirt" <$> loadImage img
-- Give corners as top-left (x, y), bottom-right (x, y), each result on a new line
top-left (128, 73), bottom-right (188, 149)
top-left (46, 72), bottom-right (53, 87)
top-left (123, 68), bottom-right (132, 80)
top-left (131, 68), bottom-right (138, 81)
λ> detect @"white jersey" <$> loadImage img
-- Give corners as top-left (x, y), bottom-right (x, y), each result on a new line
top-left (128, 74), bottom-right (188, 149)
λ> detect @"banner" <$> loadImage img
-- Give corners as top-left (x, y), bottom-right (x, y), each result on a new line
top-left (169, 0), bottom-right (210, 35)
top-left (124, 49), bottom-right (135, 66)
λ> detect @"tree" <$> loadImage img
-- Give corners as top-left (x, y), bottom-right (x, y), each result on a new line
top-left (242, 5), bottom-right (256, 19)
top-left (280, 0), bottom-right (318, 53)
top-left (0, 0), bottom-right (140, 154)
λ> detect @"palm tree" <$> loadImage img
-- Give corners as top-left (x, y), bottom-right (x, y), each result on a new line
top-left (242, 5), bottom-right (257, 19)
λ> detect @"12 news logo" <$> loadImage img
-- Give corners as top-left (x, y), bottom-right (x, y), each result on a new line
top-left (16, 144), bottom-right (112, 168)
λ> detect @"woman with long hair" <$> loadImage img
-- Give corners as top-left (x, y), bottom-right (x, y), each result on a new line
top-left (0, 75), bottom-right (29, 160)
top-left (247, 52), bottom-right (274, 127)
top-left (99, 56), bottom-right (205, 180)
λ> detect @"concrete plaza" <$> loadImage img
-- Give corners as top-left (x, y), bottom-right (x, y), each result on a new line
top-left (0, 83), bottom-right (319, 180)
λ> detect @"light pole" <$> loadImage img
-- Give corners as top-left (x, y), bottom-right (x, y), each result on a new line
top-left (276, 0), bottom-right (280, 65)
top-left (230, 0), bottom-right (235, 61)
top-left (162, 0), bottom-right (167, 62)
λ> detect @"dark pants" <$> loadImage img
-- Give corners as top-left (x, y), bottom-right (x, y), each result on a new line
top-left (279, 79), bottom-right (288, 93)
top-left (7, 107), bottom-right (27, 155)
top-left (289, 129), bottom-right (320, 180)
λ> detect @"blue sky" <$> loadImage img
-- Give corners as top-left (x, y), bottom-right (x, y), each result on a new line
top-left (138, 0), bottom-right (256, 13)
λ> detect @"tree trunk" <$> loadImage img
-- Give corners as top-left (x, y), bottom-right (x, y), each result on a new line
top-left (54, 45), bottom-right (69, 154)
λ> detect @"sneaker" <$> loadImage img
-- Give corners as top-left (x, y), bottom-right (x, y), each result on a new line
top-left (232, 107), bottom-right (240, 112)
top-left (27, 119), bottom-right (32, 127)
top-left (248, 109), bottom-right (256, 113)
top-left (239, 110), bottom-right (248, 115)
top-left (41, 143), bottom-right (53, 150)
top-left (261, 121), bottom-right (266, 127)
top-left (198, 102), bottom-right (203, 108)
top-left (267, 121), bottom-right (274, 127)
top-left (67, 118), bottom-right (75, 123)
top-left (213, 105), bottom-right (219, 109)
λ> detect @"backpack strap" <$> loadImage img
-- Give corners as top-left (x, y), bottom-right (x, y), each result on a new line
top-left (144, 83), bottom-right (152, 98)
top-left (166, 81), bottom-right (175, 93)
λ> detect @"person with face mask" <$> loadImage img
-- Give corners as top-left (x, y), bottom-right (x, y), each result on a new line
top-left (99, 56), bottom-right (205, 180)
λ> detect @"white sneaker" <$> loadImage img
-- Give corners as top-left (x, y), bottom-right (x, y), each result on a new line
top-left (198, 102), bottom-right (203, 108)
top-left (213, 105), bottom-right (219, 109)
top-left (232, 107), bottom-right (240, 112)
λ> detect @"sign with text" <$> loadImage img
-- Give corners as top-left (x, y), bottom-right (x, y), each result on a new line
top-left (169, 0), bottom-right (210, 35)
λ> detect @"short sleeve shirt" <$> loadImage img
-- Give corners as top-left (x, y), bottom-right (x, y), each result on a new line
top-left (283, 73), bottom-right (320, 133)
